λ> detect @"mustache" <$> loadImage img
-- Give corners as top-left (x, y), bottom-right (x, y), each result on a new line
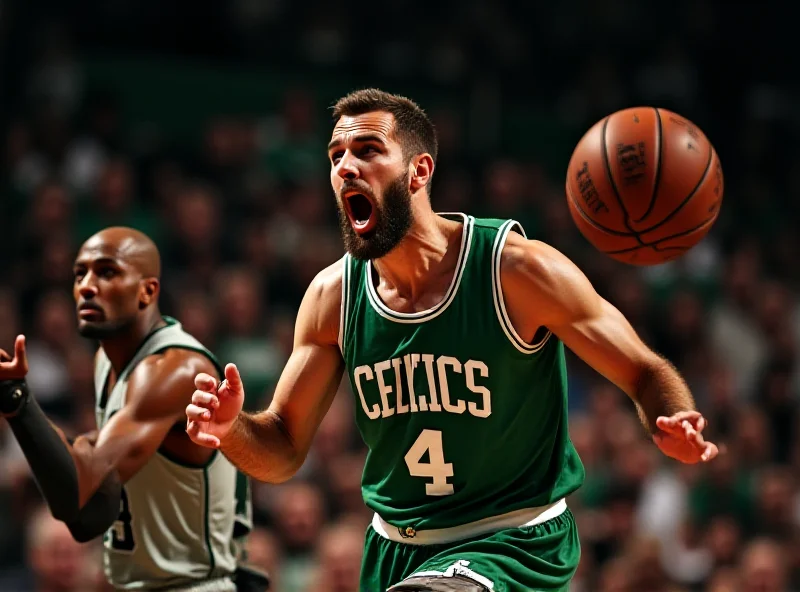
top-left (77, 301), bottom-right (103, 312)
top-left (339, 180), bottom-right (375, 199)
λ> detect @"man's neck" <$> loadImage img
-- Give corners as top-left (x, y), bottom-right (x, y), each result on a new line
top-left (101, 311), bottom-right (166, 375)
top-left (372, 211), bottom-right (463, 304)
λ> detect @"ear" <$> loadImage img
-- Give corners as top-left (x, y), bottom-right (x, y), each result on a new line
top-left (409, 153), bottom-right (434, 193)
top-left (139, 278), bottom-right (160, 309)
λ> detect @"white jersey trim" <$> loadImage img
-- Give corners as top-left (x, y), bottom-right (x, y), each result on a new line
top-left (338, 254), bottom-right (350, 354)
top-left (491, 220), bottom-right (552, 354)
top-left (364, 213), bottom-right (474, 324)
top-left (371, 498), bottom-right (567, 546)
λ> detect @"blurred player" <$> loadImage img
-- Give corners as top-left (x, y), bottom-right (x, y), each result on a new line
top-left (0, 227), bottom-right (267, 591)
top-left (186, 90), bottom-right (718, 592)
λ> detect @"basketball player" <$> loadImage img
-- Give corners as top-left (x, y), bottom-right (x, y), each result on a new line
top-left (186, 90), bottom-right (719, 592)
top-left (0, 227), bottom-right (267, 591)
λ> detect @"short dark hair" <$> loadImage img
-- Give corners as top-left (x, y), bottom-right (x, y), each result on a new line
top-left (332, 88), bottom-right (438, 165)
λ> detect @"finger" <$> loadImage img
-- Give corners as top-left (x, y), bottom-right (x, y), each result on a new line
top-left (191, 390), bottom-right (219, 409)
top-left (186, 404), bottom-right (213, 421)
top-left (656, 416), bottom-right (676, 431)
top-left (657, 411), bottom-right (702, 427)
top-left (0, 349), bottom-right (10, 363)
top-left (681, 420), bottom-right (703, 444)
top-left (14, 335), bottom-right (27, 374)
top-left (223, 363), bottom-right (243, 394)
top-left (671, 410), bottom-right (702, 423)
top-left (194, 373), bottom-right (218, 392)
top-left (192, 431), bottom-right (220, 449)
top-left (683, 421), bottom-right (707, 449)
top-left (682, 420), bottom-right (695, 439)
top-left (185, 421), bottom-right (220, 448)
top-left (701, 442), bottom-right (719, 462)
top-left (656, 411), bottom-right (703, 434)
top-left (186, 419), bottom-right (201, 437)
top-left (695, 415), bottom-right (706, 433)
top-left (656, 416), bottom-right (686, 434)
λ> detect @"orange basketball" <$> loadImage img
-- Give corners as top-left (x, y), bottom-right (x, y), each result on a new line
top-left (565, 107), bottom-right (724, 266)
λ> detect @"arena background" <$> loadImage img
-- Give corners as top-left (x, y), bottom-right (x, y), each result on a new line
top-left (1, 1), bottom-right (798, 590)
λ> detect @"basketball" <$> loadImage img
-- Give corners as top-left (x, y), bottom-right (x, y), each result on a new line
top-left (565, 107), bottom-right (724, 266)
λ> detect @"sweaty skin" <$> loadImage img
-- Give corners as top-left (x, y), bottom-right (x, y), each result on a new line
top-left (0, 227), bottom-right (218, 519)
top-left (185, 111), bottom-right (717, 482)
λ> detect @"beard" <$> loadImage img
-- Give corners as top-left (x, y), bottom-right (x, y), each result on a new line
top-left (337, 172), bottom-right (413, 261)
top-left (78, 316), bottom-right (136, 339)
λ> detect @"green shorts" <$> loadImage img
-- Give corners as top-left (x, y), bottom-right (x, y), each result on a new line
top-left (360, 509), bottom-right (580, 592)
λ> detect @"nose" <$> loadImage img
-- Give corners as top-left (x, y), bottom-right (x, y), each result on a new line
top-left (78, 276), bottom-right (99, 299)
top-left (335, 151), bottom-right (359, 181)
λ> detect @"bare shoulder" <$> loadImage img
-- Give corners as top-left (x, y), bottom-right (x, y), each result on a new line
top-left (500, 232), bottom-right (585, 296)
top-left (126, 348), bottom-right (218, 416)
top-left (500, 232), bottom-right (599, 329)
top-left (299, 256), bottom-right (346, 346)
top-left (308, 257), bottom-right (345, 304)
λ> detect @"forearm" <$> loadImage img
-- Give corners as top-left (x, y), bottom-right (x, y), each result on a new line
top-left (221, 410), bottom-right (301, 483)
top-left (633, 358), bottom-right (696, 435)
top-left (5, 383), bottom-right (82, 520)
top-left (2, 380), bottom-right (121, 539)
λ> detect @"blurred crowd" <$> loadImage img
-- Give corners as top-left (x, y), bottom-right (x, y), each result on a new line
top-left (1, 1), bottom-right (800, 591)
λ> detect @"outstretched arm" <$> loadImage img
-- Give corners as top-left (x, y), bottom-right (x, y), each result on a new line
top-left (187, 261), bottom-right (345, 483)
top-left (0, 338), bottom-right (217, 541)
top-left (500, 234), bottom-right (718, 463)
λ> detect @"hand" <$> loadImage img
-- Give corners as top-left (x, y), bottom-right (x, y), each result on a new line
top-left (653, 410), bottom-right (719, 464)
top-left (0, 335), bottom-right (28, 380)
top-left (186, 363), bottom-right (245, 449)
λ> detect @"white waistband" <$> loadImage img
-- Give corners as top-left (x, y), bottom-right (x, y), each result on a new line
top-left (371, 498), bottom-right (567, 546)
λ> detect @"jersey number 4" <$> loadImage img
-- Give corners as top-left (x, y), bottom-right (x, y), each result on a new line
top-left (110, 487), bottom-right (136, 552)
top-left (404, 429), bottom-right (454, 496)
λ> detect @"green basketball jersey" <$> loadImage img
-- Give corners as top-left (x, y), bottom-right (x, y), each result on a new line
top-left (340, 214), bottom-right (585, 533)
top-left (94, 317), bottom-right (252, 591)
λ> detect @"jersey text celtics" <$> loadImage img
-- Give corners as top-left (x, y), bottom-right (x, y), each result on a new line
top-left (353, 354), bottom-right (491, 419)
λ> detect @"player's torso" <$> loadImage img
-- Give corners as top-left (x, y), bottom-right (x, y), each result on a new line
top-left (341, 214), bottom-right (585, 532)
top-left (95, 318), bottom-right (251, 591)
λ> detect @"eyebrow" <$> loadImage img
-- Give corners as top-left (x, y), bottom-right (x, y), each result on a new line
top-left (73, 256), bottom-right (120, 267)
top-left (327, 134), bottom-right (387, 151)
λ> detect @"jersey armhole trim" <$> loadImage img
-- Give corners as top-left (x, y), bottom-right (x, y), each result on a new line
top-left (149, 345), bottom-right (224, 378)
top-left (203, 465), bottom-right (217, 578)
top-left (133, 345), bottom-right (224, 469)
top-left (338, 254), bottom-right (350, 354)
top-left (491, 220), bottom-right (553, 354)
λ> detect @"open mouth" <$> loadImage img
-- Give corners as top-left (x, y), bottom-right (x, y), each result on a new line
top-left (344, 192), bottom-right (377, 234)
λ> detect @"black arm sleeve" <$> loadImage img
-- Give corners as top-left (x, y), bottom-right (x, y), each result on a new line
top-left (66, 474), bottom-right (123, 542)
top-left (1, 379), bottom-right (122, 541)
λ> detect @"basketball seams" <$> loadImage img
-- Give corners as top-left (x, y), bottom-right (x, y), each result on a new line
top-left (566, 183), bottom-right (638, 237)
top-left (634, 107), bottom-right (663, 224)
top-left (605, 245), bottom-right (689, 257)
top-left (602, 211), bottom-right (718, 255)
top-left (637, 143), bottom-right (715, 238)
top-left (571, 110), bottom-right (719, 263)
top-left (600, 116), bottom-right (646, 246)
